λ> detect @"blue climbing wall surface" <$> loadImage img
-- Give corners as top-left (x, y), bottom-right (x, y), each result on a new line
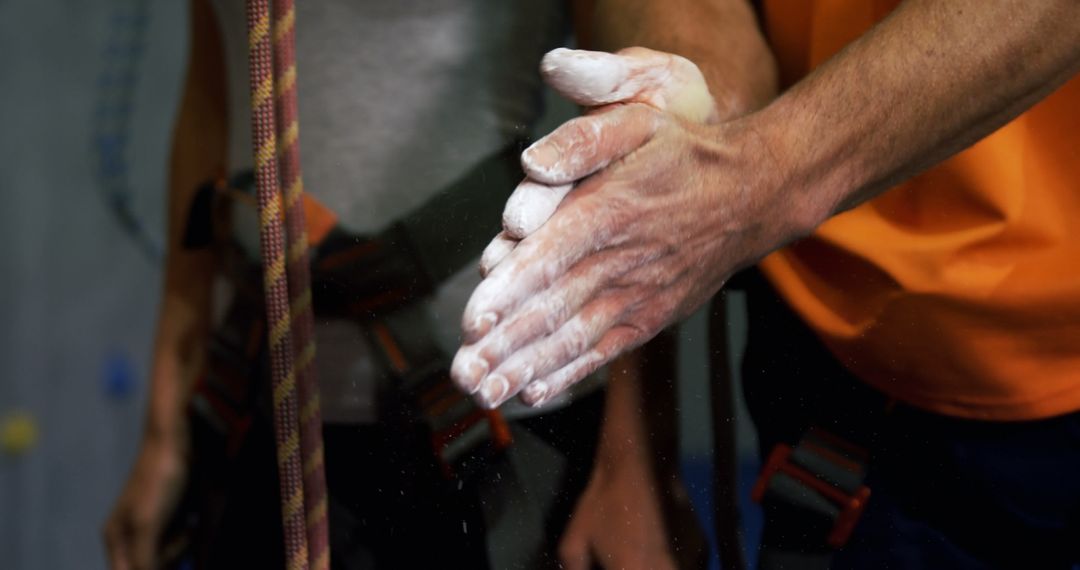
top-left (0, 1), bottom-right (185, 568)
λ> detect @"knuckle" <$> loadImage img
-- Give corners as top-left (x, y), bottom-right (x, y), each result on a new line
top-left (561, 325), bottom-right (591, 357)
top-left (583, 349), bottom-right (609, 374)
top-left (477, 334), bottom-right (511, 366)
top-left (537, 295), bottom-right (568, 333)
top-left (668, 52), bottom-right (700, 74)
top-left (562, 117), bottom-right (600, 152)
top-left (627, 104), bottom-right (664, 132)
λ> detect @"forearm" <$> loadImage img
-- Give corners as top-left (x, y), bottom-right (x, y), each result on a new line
top-left (143, 0), bottom-right (226, 443)
top-left (752, 0), bottom-right (1080, 228)
top-left (143, 258), bottom-right (214, 442)
top-left (595, 351), bottom-right (653, 468)
top-left (452, 0), bottom-right (1077, 411)
top-left (590, 0), bottom-right (777, 115)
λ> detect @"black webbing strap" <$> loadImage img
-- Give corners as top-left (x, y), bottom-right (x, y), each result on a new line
top-left (395, 138), bottom-right (529, 286)
top-left (188, 138), bottom-right (528, 294)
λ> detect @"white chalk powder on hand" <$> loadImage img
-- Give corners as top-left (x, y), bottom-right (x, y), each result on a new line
top-left (541, 47), bottom-right (717, 124)
top-left (502, 180), bottom-right (573, 239)
top-left (479, 232), bottom-right (518, 276)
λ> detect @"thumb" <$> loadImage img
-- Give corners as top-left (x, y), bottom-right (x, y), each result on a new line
top-left (103, 517), bottom-right (132, 570)
top-left (540, 47), bottom-right (717, 123)
top-left (558, 512), bottom-right (594, 570)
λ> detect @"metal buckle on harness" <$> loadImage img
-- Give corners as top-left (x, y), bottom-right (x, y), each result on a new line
top-left (368, 320), bottom-right (512, 479)
top-left (752, 427), bottom-right (871, 549)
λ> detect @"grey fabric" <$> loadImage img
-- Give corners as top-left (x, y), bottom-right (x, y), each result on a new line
top-left (212, 0), bottom-right (565, 234)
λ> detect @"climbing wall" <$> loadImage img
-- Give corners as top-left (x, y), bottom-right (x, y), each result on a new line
top-left (0, 1), bottom-right (186, 568)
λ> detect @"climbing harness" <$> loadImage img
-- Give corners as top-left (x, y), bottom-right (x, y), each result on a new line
top-left (752, 427), bottom-right (872, 549)
top-left (186, 184), bottom-right (516, 480)
top-left (244, 1), bottom-right (328, 569)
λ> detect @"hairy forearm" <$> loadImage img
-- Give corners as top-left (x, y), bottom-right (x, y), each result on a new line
top-left (590, 0), bottom-right (777, 116)
top-left (451, 0), bottom-right (1076, 409)
top-left (752, 0), bottom-right (1080, 228)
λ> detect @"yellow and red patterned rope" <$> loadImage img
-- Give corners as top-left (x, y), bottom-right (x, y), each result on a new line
top-left (270, 0), bottom-right (330, 568)
top-left (245, 1), bottom-right (329, 569)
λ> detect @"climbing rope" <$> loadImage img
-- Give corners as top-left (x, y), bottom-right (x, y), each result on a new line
top-left (270, 0), bottom-right (331, 566)
top-left (245, 1), bottom-right (329, 569)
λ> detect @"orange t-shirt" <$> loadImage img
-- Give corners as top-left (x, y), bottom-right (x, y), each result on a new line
top-left (758, 0), bottom-right (1080, 420)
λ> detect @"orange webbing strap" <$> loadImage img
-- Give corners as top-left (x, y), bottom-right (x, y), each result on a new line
top-left (245, 1), bottom-right (329, 569)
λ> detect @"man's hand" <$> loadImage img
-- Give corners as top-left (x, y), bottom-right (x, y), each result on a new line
top-left (559, 452), bottom-right (677, 570)
top-left (103, 434), bottom-right (188, 570)
top-left (559, 348), bottom-right (682, 570)
top-left (452, 49), bottom-right (796, 408)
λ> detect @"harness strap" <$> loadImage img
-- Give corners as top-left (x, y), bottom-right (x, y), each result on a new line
top-left (244, 2), bottom-right (329, 569)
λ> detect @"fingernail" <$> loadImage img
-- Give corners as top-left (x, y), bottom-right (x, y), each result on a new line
top-left (451, 351), bottom-right (488, 393)
top-left (479, 374), bottom-right (509, 409)
top-left (473, 312), bottom-right (497, 336)
top-left (522, 143), bottom-right (560, 172)
top-left (480, 235), bottom-right (516, 275)
top-left (523, 380), bottom-right (549, 407)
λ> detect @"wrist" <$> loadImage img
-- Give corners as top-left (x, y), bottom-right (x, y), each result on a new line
top-left (722, 105), bottom-right (842, 243)
top-left (143, 415), bottom-right (189, 454)
top-left (595, 431), bottom-right (653, 476)
top-left (741, 86), bottom-right (878, 234)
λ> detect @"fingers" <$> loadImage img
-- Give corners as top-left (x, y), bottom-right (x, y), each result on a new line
top-left (103, 514), bottom-right (155, 570)
top-left (453, 244), bottom-right (627, 397)
top-left (541, 47), bottom-right (717, 123)
top-left (502, 180), bottom-right (573, 239)
top-left (479, 232), bottom-right (517, 277)
top-left (129, 517), bottom-right (157, 570)
top-left (103, 517), bottom-right (131, 570)
top-left (520, 325), bottom-right (646, 407)
top-left (459, 204), bottom-right (599, 345)
top-left (483, 179), bottom-right (575, 278)
top-left (521, 103), bottom-right (660, 185)
top-left (471, 288), bottom-right (637, 408)
top-left (558, 518), bottom-right (592, 570)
